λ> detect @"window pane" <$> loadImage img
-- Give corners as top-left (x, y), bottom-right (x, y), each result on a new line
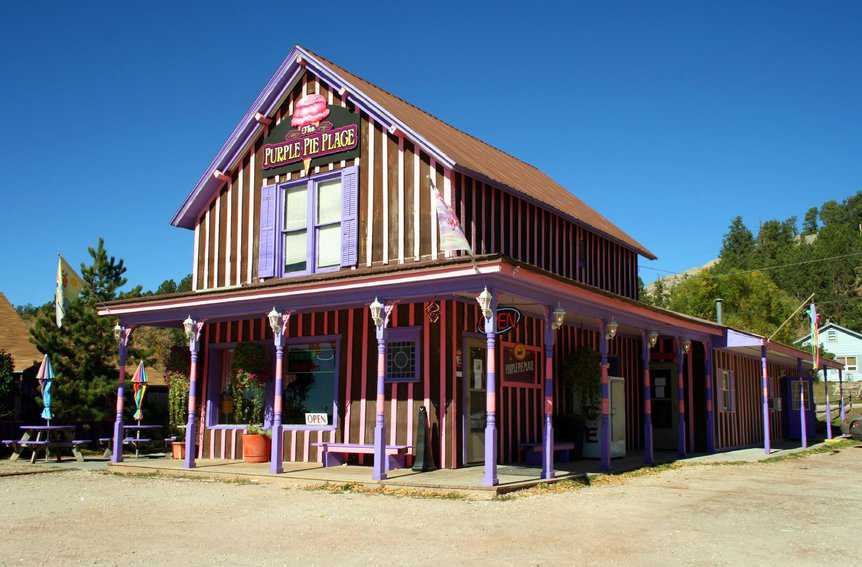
top-left (284, 230), bottom-right (307, 273)
top-left (317, 179), bottom-right (342, 224)
top-left (387, 341), bottom-right (416, 381)
top-left (283, 342), bottom-right (336, 426)
top-left (284, 186), bottom-right (308, 231)
top-left (316, 224), bottom-right (341, 268)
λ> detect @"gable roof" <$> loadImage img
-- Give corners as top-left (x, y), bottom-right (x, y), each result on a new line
top-left (795, 321), bottom-right (862, 345)
top-left (0, 293), bottom-right (42, 373)
top-left (172, 45), bottom-right (656, 260)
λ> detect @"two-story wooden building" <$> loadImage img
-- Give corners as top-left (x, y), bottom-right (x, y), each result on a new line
top-left (98, 46), bottom-right (840, 485)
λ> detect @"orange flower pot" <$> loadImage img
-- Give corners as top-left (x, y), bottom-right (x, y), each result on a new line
top-left (242, 434), bottom-right (272, 463)
top-left (171, 441), bottom-right (185, 460)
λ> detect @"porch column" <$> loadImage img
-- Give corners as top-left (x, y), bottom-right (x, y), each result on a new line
top-left (111, 325), bottom-right (132, 464)
top-left (641, 331), bottom-right (654, 466)
top-left (822, 363), bottom-right (832, 439)
top-left (676, 338), bottom-right (687, 458)
top-left (370, 298), bottom-right (393, 481)
top-left (183, 317), bottom-right (204, 469)
top-left (599, 321), bottom-right (611, 472)
top-left (480, 288), bottom-right (498, 487)
top-left (269, 309), bottom-right (291, 474)
top-left (839, 367), bottom-right (845, 425)
top-left (541, 310), bottom-right (557, 480)
top-left (704, 343), bottom-right (715, 453)
top-left (760, 342), bottom-right (771, 454)
top-left (797, 358), bottom-right (807, 449)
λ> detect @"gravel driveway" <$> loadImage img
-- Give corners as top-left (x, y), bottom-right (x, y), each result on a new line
top-left (1, 443), bottom-right (860, 566)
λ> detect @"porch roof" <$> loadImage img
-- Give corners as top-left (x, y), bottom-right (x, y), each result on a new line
top-left (723, 328), bottom-right (843, 370)
top-left (97, 255), bottom-right (819, 367)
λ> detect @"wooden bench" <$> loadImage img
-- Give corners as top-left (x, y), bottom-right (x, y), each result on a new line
top-left (99, 436), bottom-right (156, 458)
top-left (520, 442), bottom-right (575, 466)
top-left (314, 442), bottom-right (412, 471)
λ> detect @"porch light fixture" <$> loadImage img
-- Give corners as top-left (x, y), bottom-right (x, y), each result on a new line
top-left (682, 339), bottom-right (692, 354)
top-left (183, 315), bottom-right (196, 340)
top-left (648, 331), bottom-right (659, 348)
top-left (113, 322), bottom-right (122, 341)
top-left (370, 297), bottom-right (385, 328)
top-left (606, 319), bottom-right (619, 340)
top-left (477, 287), bottom-right (493, 320)
top-left (268, 307), bottom-right (282, 335)
top-left (551, 303), bottom-right (566, 331)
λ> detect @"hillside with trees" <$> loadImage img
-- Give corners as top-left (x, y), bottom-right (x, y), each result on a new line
top-left (644, 192), bottom-right (862, 344)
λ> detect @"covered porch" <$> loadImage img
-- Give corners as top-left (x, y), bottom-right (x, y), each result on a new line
top-left (98, 255), bottom-right (813, 488)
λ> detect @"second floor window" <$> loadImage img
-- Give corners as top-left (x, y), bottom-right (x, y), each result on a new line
top-left (257, 166), bottom-right (358, 280)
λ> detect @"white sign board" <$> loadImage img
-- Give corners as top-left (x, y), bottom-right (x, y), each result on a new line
top-left (305, 413), bottom-right (329, 426)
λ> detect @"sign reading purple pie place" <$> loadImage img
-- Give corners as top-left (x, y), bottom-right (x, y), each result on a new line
top-left (261, 94), bottom-right (360, 175)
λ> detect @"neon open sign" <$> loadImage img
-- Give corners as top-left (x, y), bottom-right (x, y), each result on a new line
top-left (475, 306), bottom-right (522, 336)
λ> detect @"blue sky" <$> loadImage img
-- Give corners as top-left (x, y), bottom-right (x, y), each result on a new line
top-left (1, 1), bottom-right (860, 307)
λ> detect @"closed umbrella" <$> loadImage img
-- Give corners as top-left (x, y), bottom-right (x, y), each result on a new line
top-left (36, 355), bottom-right (54, 423)
top-left (132, 361), bottom-right (148, 422)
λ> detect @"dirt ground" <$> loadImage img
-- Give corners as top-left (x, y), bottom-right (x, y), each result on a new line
top-left (1, 444), bottom-right (861, 566)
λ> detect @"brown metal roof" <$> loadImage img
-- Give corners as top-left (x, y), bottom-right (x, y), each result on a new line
top-left (305, 47), bottom-right (656, 259)
top-left (0, 293), bottom-right (42, 373)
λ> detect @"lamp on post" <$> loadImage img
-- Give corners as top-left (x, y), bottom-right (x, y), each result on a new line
top-left (181, 315), bottom-right (202, 469)
top-left (552, 303), bottom-right (566, 331)
top-left (606, 319), bottom-right (618, 340)
top-left (370, 297), bottom-right (385, 329)
top-left (648, 331), bottom-right (659, 348)
top-left (476, 286), bottom-right (498, 486)
top-left (369, 297), bottom-right (391, 480)
top-left (111, 321), bottom-right (131, 464)
top-left (113, 322), bottom-right (122, 342)
top-left (268, 307), bottom-right (283, 336)
top-left (682, 339), bottom-right (692, 354)
top-left (477, 287), bottom-right (493, 320)
top-left (183, 316), bottom-right (196, 343)
top-left (267, 307), bottom-right (289, 473)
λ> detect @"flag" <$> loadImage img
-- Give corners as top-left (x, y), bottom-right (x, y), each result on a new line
top-left (430, 179), bottom-right (472, 254)
top-left (55, 255), bottom-right (84, 328)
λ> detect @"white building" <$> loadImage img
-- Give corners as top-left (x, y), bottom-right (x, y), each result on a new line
top-left (796, 321), bottom-right (861, 381)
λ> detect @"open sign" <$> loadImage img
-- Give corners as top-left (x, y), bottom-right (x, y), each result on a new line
top-left (305, 413), bottom-right (329, 426)
top-left (475, 306), bottom-right (522, 336)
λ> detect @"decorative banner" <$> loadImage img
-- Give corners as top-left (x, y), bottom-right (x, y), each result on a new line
top-left (261, 95), bottom-right (360, 176)
top-left (430, 179), bottom-right (472, 253)
top-left (475, 306), bottom-right (522, 335)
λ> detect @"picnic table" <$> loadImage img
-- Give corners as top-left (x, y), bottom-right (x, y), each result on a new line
top-left (100, 424), bottom-right (165, 458)
top-left (2, 425), bottom-right (88, 463)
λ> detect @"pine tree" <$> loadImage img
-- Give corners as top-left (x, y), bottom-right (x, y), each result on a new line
top-left (802, 207), bottom-right (818, 235)
top-left (717, 216), bottom-right (755, 271)
top-left (29, 239), bottom-right (141, 421)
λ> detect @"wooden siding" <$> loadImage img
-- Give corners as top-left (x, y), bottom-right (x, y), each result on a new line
top-left (191, 69), bottom-right (641, 299)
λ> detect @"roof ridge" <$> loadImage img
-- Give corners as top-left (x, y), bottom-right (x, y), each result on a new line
top-left (302, 47), bottom-right (546, 173)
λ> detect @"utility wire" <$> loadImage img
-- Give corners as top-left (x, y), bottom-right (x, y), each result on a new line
top-left (640, 251), bottom-right (862, 280)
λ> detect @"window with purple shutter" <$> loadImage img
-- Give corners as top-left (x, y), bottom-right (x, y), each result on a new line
top-left (258, 166), bottom-right (359, 280)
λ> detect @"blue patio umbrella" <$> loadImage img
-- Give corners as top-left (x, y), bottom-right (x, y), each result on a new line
top-left (36, 355), bottom-right (54, 422)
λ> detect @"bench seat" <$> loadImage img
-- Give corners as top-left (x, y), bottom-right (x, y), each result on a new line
top-left (520, 442), bottom-right (575, 466)
top-left (314, 442), bottom-right (412, 471)
top-left (3, 440), bottom-right (49, 447)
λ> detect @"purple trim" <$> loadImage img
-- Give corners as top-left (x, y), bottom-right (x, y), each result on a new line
top-left (676, 340), bottom-right (686, 458)
top-left (822, 363), bottom-right (832, 440)
top-left (384, 326), bottom-right (422, 383)
top-left (704, 346), bottom-right (715, 453)
top-left (372, 320), bottom-right (388, 481)
top-left (541, 317), bottom-right (554, 480)
top-left (599, 323), bottom-right (611, 472)
top-left (760, 343), bottom-right (771, 454)
top-left (271, 343), bottom-right (284, 474)
top-left (484, 305), bottom-right (498, 487)
top-left (641, 331), bottom-right (654, 465)
top-left (111, 329), bottom-right (131, 464)
top-left (282, 333), bottom-right (342, 429)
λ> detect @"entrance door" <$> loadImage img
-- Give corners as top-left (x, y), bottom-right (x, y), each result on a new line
top-left (651, 366), bottom-right (676, 450)
top-left (464, 337), bottom-right (487, 464)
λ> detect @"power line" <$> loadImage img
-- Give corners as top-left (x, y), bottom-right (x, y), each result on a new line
top-left (640, 251), bottom-right (862, 280)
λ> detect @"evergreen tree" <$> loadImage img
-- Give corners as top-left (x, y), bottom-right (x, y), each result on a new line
top-left (802, 207), bottom-right (818, 235)
top-left (29, 239), bottom-right (142, 421)
top-left (718, 216), bottom-right (755, 271)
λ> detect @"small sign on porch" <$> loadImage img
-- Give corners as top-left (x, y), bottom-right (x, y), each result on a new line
top-left (305, 413), bottom-right (329, 426)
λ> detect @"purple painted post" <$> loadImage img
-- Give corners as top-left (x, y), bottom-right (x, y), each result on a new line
top-left (371, 301), bottom-right (392, 481)
top-left (641, 331), bottom-right (654, 466)
top-left (542, 315), bottom-right (555, 480)
top-left (270, 312), bottom-right (291, 474)
top-left (800, 379), bottom-right (808, 448)
top-left (822, 363), bottom-right (832, 440)
top-left (839, 368), bottom-right (845, 425)
top-left (676, 339), bottom-right (687, 458)
top-left (484, 306), bottom-right (498, 487)
top-left (183, 319), bottom-right (203, 469)
top-left (704, 344), bottom-right (715, 453)
top-left (111, 326), bottom-right (132, 464)
top-left (599, 322), bottom-right (611, 473)
top-left (760, 342), bottom-right (771, 454)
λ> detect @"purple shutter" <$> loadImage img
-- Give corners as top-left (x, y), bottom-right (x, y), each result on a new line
top-left (729, 371), bottom-right (736, 413)
top-left (341, 166), bottom-right (359, 267)
top-left (258, 184), bottom-right (277, 279)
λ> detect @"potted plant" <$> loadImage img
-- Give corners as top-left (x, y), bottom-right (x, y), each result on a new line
top-left (166, 368), bottom-right (190, 460)
top-left (241, 424), bottom-right (272, 463)
top-left (231, 343), bottom-right (270, 463)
